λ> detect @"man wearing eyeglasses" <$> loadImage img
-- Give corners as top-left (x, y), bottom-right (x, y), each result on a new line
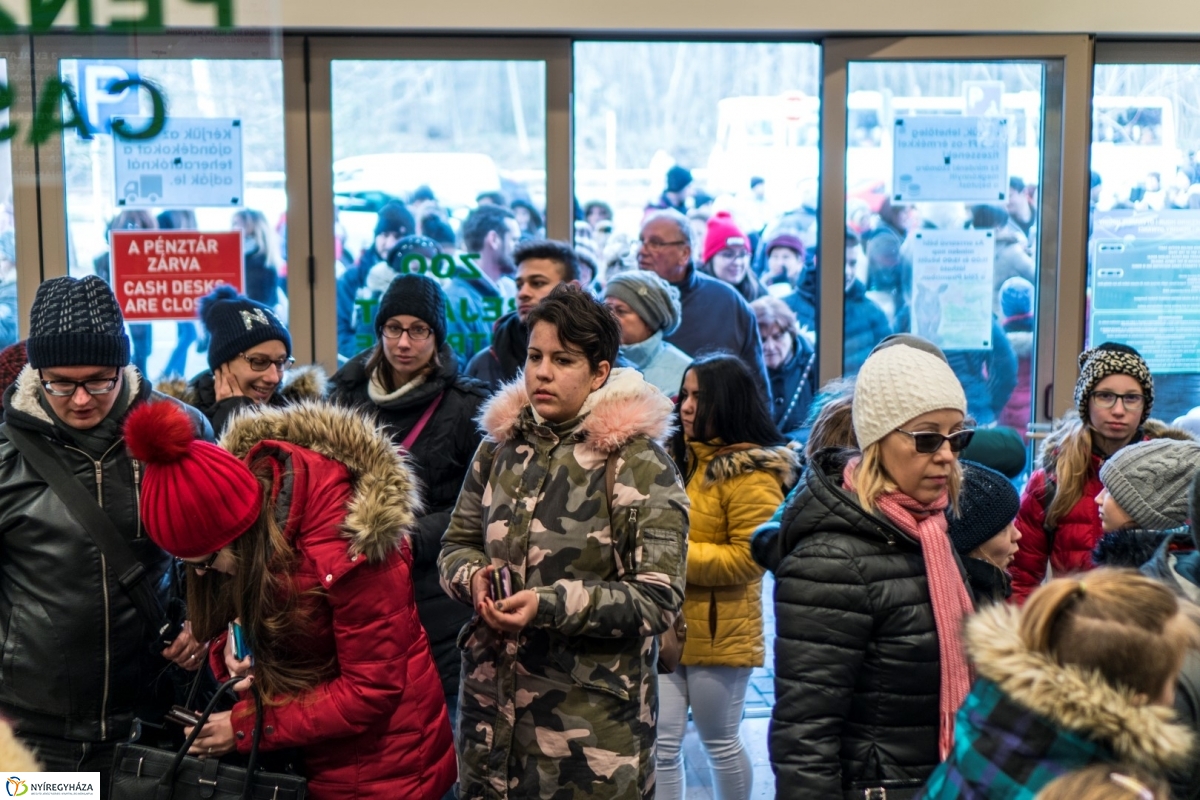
top-left (0, 275), bottom-right (213, 784)
top-left (159, 285), bottom-right (324, 437)
top-left (638, 210), bottom-right (771, 401)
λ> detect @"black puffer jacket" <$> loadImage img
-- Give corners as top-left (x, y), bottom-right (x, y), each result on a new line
top-left (330, 343), bottom-right (488, 697)
top-left (0, 365), bottom-right (212, 741)
top-left (772, 448), bottom-right (956, 799)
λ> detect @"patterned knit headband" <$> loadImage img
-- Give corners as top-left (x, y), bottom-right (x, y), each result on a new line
top-left (1075, 344), bottom-right (1153, 423)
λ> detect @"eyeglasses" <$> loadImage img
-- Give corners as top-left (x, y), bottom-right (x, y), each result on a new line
top-left (636, 238), bottom-right (688, 251)
top-left (240, 353), bottom-right (294, 372)
top-left (177, 551), bottom-right (220, 576)
top-left (380, 322), bottom-right (433, 341)
top-left (39, 373), bottom-right (120, 397)
top-left (894, 428), bottom-right (976, 454)
top-left (1090, 390), bottom-right (1145, 410)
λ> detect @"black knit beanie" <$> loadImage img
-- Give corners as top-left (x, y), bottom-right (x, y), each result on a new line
top-left (27, 276), bottom-right (130, 369)
top-left (947, 461), bottom-right (1021, 556)
top-left (198, 285), bottom-right (291, 371)
top-left (376, 273), bottom-right (447, 349)
top-left (1075, 342), bottom-right (1153, 423)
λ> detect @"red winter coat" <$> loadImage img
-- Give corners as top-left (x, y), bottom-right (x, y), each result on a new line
top-left (209, 403), bottom-right (456, 800)
top-left (1009, 456), bottom-right (1105, 604)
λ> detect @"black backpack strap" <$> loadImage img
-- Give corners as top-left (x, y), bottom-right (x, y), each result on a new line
top-left (3, 422), bottom-right (167, 633)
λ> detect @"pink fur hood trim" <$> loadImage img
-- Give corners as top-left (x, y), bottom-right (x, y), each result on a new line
top-left (477, 367), bottom-right (676, 455)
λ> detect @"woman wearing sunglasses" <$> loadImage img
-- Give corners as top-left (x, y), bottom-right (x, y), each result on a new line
top-left (159, 286), bottom-right (324, 435)
top-left (330, 271), bottom-right (488, 737)
top-left (122, 397), bottom-right (457, 800)
top-left (771, 344), bottom-right (975, 800)
top-left (1009, 343), bottom-right (1165, 604)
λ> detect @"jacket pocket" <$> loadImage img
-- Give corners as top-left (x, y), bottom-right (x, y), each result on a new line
top-left (642, 527), bottom-right (684, 577)
top-left (2, 602), bottom-right (71, 717)
top-left (549, 638), bottom-right (636, 701)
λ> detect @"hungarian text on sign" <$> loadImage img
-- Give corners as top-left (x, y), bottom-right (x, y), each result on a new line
top-left (112, 230), bottom-right (243, 321)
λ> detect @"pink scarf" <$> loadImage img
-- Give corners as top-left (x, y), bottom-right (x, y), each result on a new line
top-left (843, 460), bottom-right (974, 760)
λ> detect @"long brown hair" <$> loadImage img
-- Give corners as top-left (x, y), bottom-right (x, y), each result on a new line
top-left (1021, 569), bottom-right (1200, 700)
top-left (1040, 413), bottom-right (1093, 529)
top-left (186, 466), bottom-right (336, 703)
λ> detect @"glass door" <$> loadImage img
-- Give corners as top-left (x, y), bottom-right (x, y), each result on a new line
top-left (307, 37), bottom-right (570, 371)
top-left (821, 37), bottom-right (1092, 451)
top-left (36, 34), bottom-right (300, 383)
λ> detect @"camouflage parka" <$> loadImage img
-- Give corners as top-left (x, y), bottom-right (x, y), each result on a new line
top-left (439, 367), bottom-right (690, 800)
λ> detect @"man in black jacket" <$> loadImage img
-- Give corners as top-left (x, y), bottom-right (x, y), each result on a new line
top-left (0, 276), bottom-right (210, 786)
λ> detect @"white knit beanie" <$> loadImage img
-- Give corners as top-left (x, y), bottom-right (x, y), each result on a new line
top-left (853, 345), bottom-right (968, 450)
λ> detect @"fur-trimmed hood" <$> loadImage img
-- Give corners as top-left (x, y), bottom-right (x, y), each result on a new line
top-left (967, 602), bottom-right (1194, 771)
top-left (695, 441), bottom-right (800, 489)
top-left (220, 400), bottom-right (420, 563)
top-left (478, 367), bottom-right (674, 456)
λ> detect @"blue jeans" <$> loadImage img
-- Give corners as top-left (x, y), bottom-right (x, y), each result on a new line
top-left (16, 732), bottom-right (116, 799)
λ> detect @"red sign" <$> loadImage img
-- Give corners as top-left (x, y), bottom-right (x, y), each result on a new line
top-left (111, 231), bottom-right (244, 322)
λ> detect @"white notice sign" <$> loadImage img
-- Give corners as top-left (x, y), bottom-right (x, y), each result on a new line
top-left (893, 115), bottom-right (1008, 203)
top-left (112, 117), bottom-right (244, 208)
top-left (909, 229), bottom-right (995, 351)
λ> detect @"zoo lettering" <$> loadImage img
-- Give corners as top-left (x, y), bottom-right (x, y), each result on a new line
top-left (0, 0), bottom-right (233, 32)
top-left (0, 76), bottom-right (166, 145)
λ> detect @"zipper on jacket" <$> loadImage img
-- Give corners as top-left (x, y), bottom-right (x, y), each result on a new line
top-left (132, 460), bottom-right (142, 539)
top-left (66, 441), bottom-right (122, 741)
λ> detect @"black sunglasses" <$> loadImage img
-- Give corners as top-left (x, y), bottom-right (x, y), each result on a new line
top-left (895, 428), bottom-right (975, 454)
top-left (177, 551), bottom-right (220, 575)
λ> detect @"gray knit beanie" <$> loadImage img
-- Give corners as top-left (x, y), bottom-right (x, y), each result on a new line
top-left (1099, 439), bottom-right (1200, 530)
top-left (603, 271), bottom-right (682, 336)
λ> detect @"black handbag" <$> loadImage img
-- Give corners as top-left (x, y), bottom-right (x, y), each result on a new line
top-left (110, 677), bottom-right (308, 800)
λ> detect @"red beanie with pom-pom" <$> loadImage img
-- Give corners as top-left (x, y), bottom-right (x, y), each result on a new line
top-left (124, 401), bottom-right (261, 559)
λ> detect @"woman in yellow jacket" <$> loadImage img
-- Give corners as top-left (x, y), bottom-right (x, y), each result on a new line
top-left (659, 353), bottom-right (800, 800)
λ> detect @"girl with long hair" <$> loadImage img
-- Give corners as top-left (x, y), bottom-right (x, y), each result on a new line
top-left (232, 208), bottom-right (284, 309)
top-left (771, 344), bottom-right (975, 798)
top-left (123, 399), bottom-right (456, 800)
top-left (920, 569), bottom-right (1197, 798)
top-left (438, 284), bottom-right (688, 800)
top-left (657, 353), bottom-right (798, 800)
top-left (1010, 343), bottom-right (1160, 602)
top-left (330, 271), bottom-right (489, 728)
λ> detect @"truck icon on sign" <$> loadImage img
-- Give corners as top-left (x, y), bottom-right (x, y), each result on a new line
top-left (120, 174), bottom-right (163, 205)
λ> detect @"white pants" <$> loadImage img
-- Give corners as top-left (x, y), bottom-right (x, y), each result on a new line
top-left (656, 664), bottom-right (753, 800)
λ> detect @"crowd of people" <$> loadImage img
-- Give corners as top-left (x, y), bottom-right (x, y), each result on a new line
top-left (1, 171), bottom-right (1200, 800)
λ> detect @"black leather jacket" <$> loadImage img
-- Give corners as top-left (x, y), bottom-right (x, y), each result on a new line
top-left (772, 449), bottom-right (970, 799)
top-left (0, 367), bottom-right (211, 741)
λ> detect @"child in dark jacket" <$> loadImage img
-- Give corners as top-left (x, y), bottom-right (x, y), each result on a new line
top-left (947, 461), bottom-right (1021, 605)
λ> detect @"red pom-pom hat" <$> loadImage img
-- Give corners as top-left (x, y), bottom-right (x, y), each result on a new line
top-left (124, 401), bottom-right (262, 559)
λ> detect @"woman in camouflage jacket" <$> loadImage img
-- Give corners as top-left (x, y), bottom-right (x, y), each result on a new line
top-left (439, 285), bottom-right (690, 800)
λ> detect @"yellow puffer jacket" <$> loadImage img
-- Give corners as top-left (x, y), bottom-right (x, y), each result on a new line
top-left (681, 440), bottom-right (799, 668)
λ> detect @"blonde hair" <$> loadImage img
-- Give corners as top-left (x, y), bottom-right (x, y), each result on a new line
top-left (1022, 569), bottom-right (1200, 699)
top-left (853, 439), bottom-right (962, 515)
top-left (1040, 412), bottom-right (1093, 529)
top-left (1036, 764), bottom-right (1169, 800)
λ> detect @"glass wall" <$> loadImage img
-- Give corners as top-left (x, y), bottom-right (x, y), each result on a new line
top-left (843, 61), bottom-right (1047, 439)
top-left (330, 59), bottom-right (546, 363)
top-left (0, 58), bottom-right (16, 353)
top-left (1088, 62), bottom-right (1200, 423)
top-left (59, 57), bottom-right (286, 382)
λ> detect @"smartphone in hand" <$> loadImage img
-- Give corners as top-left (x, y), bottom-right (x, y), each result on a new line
top-left (491, 565), bottom-right (513, 600)
top-left (229, 620), bottom-right (252, 661)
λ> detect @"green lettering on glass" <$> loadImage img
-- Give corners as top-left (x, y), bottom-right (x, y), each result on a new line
top-left (470, 333), bottom-right (489, 351)
top-left (447, 333), bottom-right (465, 355)
top-left (443, 298), bottom-right (458, 323)
top-left (0, 82), bottom-right (16, 141)
top-left (399, 253), bottom-right (428, 275)
top-left (430, 253), bottom-right (455, 279)
top-left (109, 78), bottom-right (166, 140)
top-left (355, 334), bottom-right (374, 353)
top-left (459, 298), bottom-right (479, 323)
top-left (482, 296), bottom-right (502, 323)
top-left (30, 0), bottom-right (93, 32)
top-left (506, 297), bottom-right (517, 314)
top-left (458, 253), bottom-right (483, 279)
top-left (0, 6), bottom-right (15, 32)
top-left (30, 78), bottom-right (89, 144)
top-left (183, 0), bottom-right (232, 27)
top-left (107, 0), bottom-right (161, 31)
top-left (355, 298), bottom-right (377, 326)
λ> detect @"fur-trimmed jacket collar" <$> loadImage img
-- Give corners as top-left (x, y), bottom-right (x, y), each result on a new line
top-left (688, 440), bottom-right (800, 489)
top-left (968, 602), bottom-right (1194, 771)
top-left (221, 401), bottom-right (419, 564)
top-left (478, 367), bottom-right (674, 456)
